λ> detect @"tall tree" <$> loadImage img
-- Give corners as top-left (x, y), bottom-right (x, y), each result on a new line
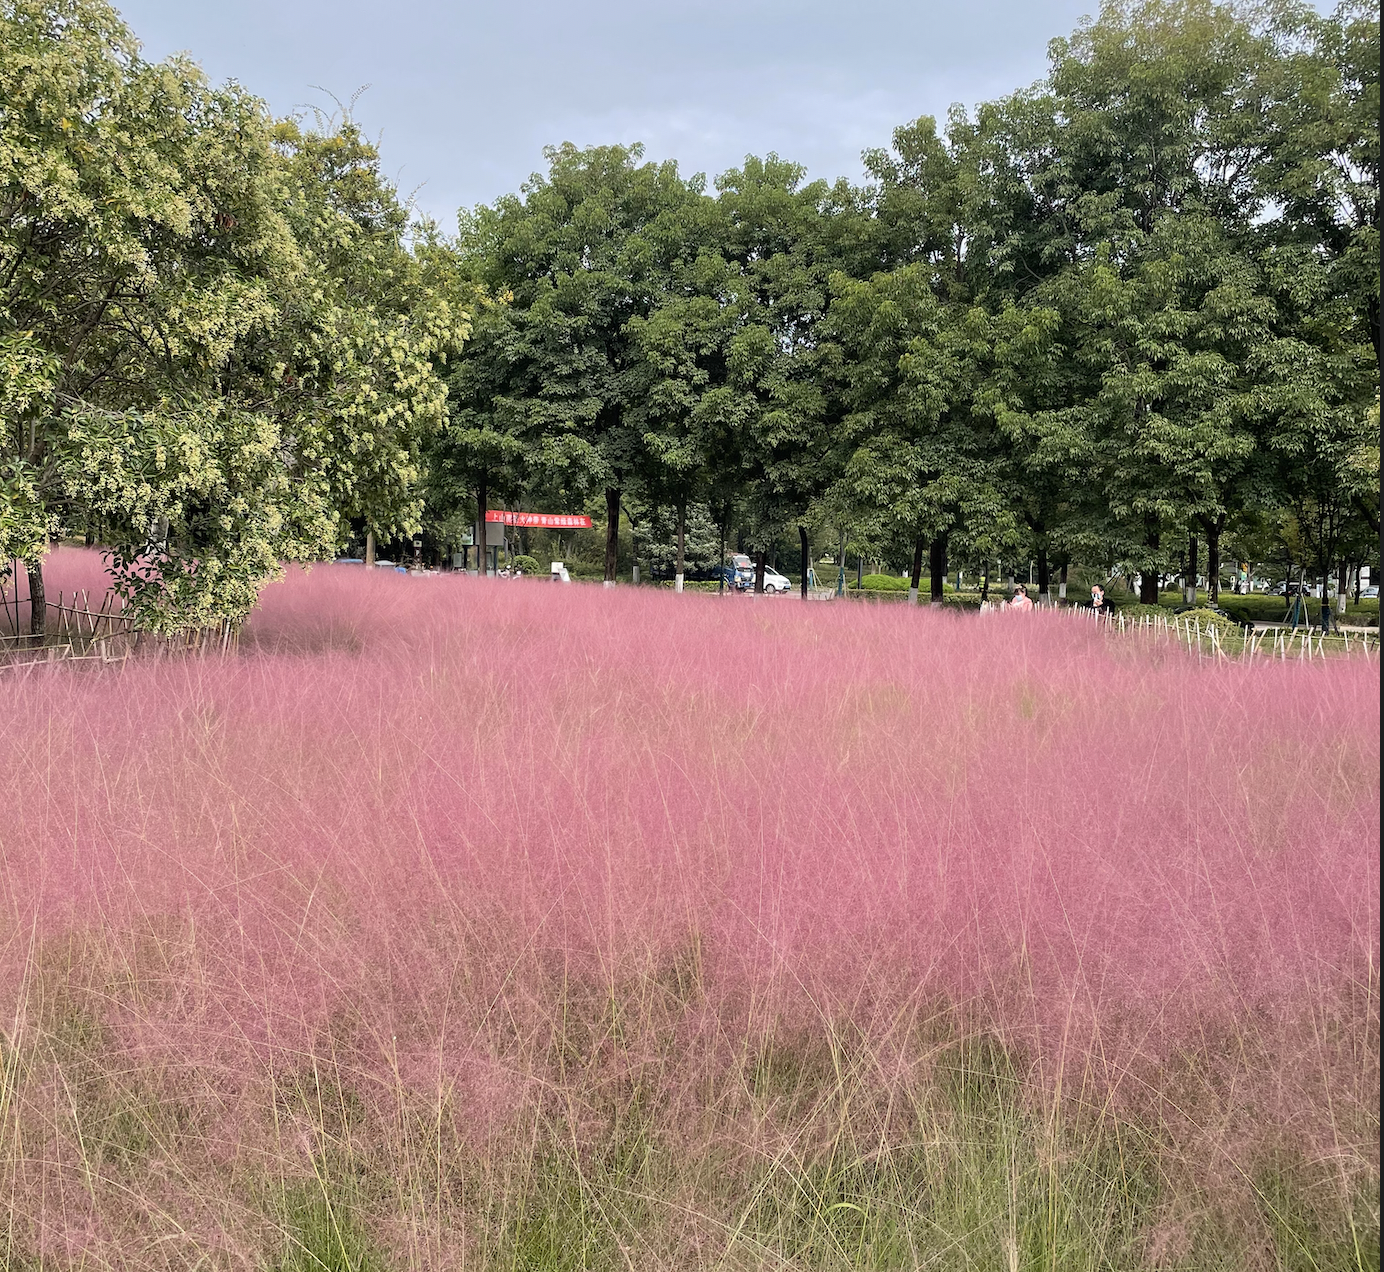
top-left (1261, 0), bottom-right (1379, 369)
top-left (825, 266), bottom-right (1010, 605)
top-left (447, 143), bottom-right (701, 583)
top-left (714, 156), bottom-right (854, 596)
top-left (1018, 0), bottom-right (1313, 600)
top-left (1, 0), bottom-right (466, 633)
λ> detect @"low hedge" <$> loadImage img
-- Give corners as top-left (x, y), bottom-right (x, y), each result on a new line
top-left (848, 575), bottom-right (966, 594)
top-left (1110, 603), bottom-right (1170, 622)
top-left (654, 579), bottom-right (723, 592)
top-left (855, 573), bottom-right (910, 591)
top-left (848, 574), bottom-right (917, 592)
top-left (1217, 595), bottom-right (1378, 627)
top-left (1095, 592), bottom-right (1379, 629)
top-left (845, 590), bottom-right (986, 608)
top-left (1158, 589), bottom-right (1206, 607)
top-left (1178, 607), bottom-right (1243, 632)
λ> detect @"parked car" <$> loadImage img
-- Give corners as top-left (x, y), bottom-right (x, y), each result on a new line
top-left (726, 553), bottom-right (755, 590)
top-left (1362, 585), bottom-right (1379, 599)
top-left (717, 557), bottom-right (794, 592)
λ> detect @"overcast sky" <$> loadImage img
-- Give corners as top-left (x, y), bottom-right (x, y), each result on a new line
top-left (115, 0), bottom-right (1097, 225)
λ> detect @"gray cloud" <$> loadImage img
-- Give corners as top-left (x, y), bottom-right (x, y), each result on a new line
top-left (115, 0), bottom-right (1097, 222)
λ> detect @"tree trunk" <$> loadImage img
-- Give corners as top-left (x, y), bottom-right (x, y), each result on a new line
top-left (1337, 561), bottom-right (1349, 615)
top-left (1186, 532), bottom-right (1197, 604)
top-left (1058, 560), bottom-right (1068, 601)
top-left (929, 535), bottom-right (947, 607)
top-left (1140, 515), bottom-right (1161, 604)
top-left (604, 487), bottom-right (620, 586)
top-left (753, 550), bottom-right (765, 594)
top-left (1352, 492), bottom-right (1380, 537)
top-left (981, 560), bottom-right (990, 602)
top-left (1200, 514), bottom-right (1224, 606)
top-left (798, 525), bottom-right (810, 600)
top-left (856, 556), bottom-right (863, 591)
top-left (1036, 546), bottom-right (1051, 606)
top-left (676, 503), bottom-right (686, 593)
top-left (909, 537), bottom-right (924, 605)
top-left (1369, 291), bottom-right (1380, 371)
top-left (718, 518), bottom-right (726, 595)
top-left (364, 530), bottom-right (375, 568)
top-left (476, 473), bottom-right (489, 577)
top-left (23, 554), bottom-right (45, 641)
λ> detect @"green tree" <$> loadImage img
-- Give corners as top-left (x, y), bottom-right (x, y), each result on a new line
top-left (1, 0), bottom-right (466, 633)
top-left (825, 265), bottom-right (1012, 605)
top-left (1261, 0), bottom-right (1378, 369)
top-left (713, 156), bottom-right (855, 595)
top-left (445, 143), bottom-right (701, 583)
top-left (624, 250), bottom-right (752, 588)
top-left (1015, 0), bottom-right (1355, 603)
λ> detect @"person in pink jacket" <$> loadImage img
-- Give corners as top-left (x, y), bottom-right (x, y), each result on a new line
top-left (1008, 583), bottom-right (1034, 611)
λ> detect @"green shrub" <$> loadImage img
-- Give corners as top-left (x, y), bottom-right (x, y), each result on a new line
top-left (1178, 607), bottom-right (1242, 632)
top-left (511, 555), bottom-right (541, 575)
top-left (848, 574), bottom-right (965, 594)
top-left (1215, 594), bottom-right (1297, 623)
top-left (656, 579), bottom-right (722, 592)
top-left (851, 573), bottom-right (909, 591)
top-left (1215, 595), bottom-right (1378, 627)
top-left (1113, 603), bottom-right (1169, 621)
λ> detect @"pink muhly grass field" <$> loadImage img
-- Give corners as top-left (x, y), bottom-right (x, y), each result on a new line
top-left (1, 551), bottom-right (1378, 1269)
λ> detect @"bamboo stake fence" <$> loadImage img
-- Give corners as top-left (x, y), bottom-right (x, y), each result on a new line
top-left (0, 568), bottom-right (240, 673)
top-left (1099, 604), bottom-right (1377, 662)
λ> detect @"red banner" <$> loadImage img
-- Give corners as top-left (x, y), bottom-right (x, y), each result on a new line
top-left (485, 510), bottom-right (592, 529)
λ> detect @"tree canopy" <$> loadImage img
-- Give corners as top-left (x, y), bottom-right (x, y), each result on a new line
top-left (2, 0), bottom-right (1377, 627)
top-left (2, 0), bottom-right (469, 631)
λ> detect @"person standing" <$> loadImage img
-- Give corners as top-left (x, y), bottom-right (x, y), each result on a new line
top-left (1090, 583), bottom-right (1110, 616)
